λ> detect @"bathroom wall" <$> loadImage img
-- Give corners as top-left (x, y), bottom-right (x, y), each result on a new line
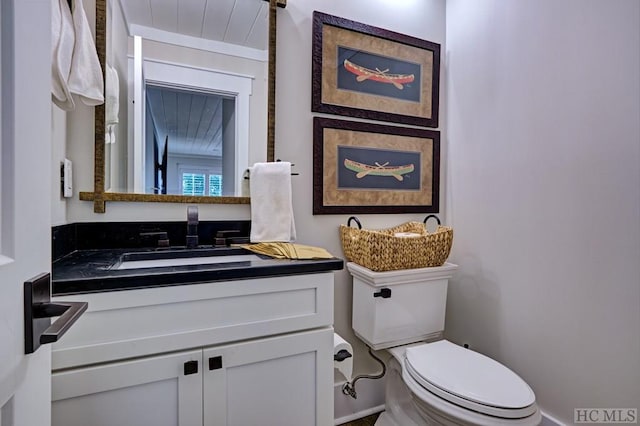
top-left (55, 0), bottom-right (640, 423)
top-left (275, 0), bottom-right (447, 387)
top-left (52, 0), bottom-right (448, 414)
top-left (445, 0), bottom-right (640, 424)
top-left (58, 0), bottom-right (447, 363)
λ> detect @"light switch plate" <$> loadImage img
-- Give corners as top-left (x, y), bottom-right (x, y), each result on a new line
top-left (63, 158), bottom-right (72, 198)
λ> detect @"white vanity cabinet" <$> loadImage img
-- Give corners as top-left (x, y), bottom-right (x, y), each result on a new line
top-left (51, 272), bottom-right (335, 426)
top-left (52, 349), bottom-right (203, 426)
top-left (203, 328), bottom-right (333, 426)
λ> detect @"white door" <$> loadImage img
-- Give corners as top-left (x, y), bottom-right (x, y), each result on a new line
top-left (0, 0), bottom-right (52, 425)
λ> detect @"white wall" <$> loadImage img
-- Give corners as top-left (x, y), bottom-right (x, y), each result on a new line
top-left (51, 107), bottom-right (68, 226)
top-left (446, 0), bottom-right (640, 423)
top-left (51, 0), bottom-right (640, 422)
top-left (276, 0), bottom-right (447, 382)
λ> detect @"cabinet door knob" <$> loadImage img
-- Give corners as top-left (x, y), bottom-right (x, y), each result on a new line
top-left (184, 360), bottom-right (198, 375)
top-left (209, 356), bottom-right (223, 370)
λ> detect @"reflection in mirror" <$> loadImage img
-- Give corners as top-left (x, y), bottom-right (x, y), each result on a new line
top-left (102, 0), bottom-right (271, 198)
top-left (145, 85), bottom-right (235, 196)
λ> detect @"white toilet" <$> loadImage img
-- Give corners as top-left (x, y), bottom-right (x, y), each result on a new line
top-left (348, 262), bottom-right (542, 426)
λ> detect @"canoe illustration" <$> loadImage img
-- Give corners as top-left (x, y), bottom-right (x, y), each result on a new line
top-left (343, 59), bottom-right (415, 90)
top-left (344, 158), bottom-right (414, 181)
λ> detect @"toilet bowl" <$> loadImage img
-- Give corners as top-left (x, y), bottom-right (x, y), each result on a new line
top-left (376, 342), bottom-right (542, 426)
top-left (347, 262), bottom-right (541, 426)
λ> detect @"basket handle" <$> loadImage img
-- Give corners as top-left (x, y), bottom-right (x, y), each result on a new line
top-left (347, 216), bottom-right (362, 229)
top-left (423, 215), bottom-right (441, 226)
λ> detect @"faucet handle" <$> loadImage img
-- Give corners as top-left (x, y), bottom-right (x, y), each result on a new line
top-left (216, 230), bottom-right (240, 238)
top-left (214, 230), bottom-right (242, 247)
top-left (139, 231), bottom-right (170, 248)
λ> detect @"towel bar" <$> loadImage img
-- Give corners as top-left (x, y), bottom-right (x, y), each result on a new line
top-left (244, 161), bottom-right (299, 179)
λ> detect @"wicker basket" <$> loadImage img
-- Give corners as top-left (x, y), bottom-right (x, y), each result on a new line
top-left (339, 216), bottom-right (453, 272)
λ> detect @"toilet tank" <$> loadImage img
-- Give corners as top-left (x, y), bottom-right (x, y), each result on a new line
top-left (348, 262), bottom-right (458, 350)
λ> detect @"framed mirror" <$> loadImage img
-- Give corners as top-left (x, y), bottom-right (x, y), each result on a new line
top-left (80, 0), bottom-right (284, 213)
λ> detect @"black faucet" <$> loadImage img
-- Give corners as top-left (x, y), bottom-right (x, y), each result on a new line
top-left (186, 205), bottom-right (198, 249)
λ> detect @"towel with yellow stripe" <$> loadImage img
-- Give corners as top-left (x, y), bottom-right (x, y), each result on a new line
top-left (242, 243), bottom-right (334, 260)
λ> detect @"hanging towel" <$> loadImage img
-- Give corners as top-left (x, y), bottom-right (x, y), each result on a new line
top-left (51, 0), bottom-right (75, 111)
top-left (105, 63), bottom-right (119, 144)
top-left (249, 162), bottom-right (297, 243)
top-left (68, 0), bottom-right (104, 106)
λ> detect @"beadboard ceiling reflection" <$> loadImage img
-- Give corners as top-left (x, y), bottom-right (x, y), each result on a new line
top-left (117, 0), bottom-right (269, 50)
top-left (146, 86), bottom-right (226, 158)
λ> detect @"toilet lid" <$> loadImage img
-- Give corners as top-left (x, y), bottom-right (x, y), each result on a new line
top-left (405, 340), bottom-right (537, 419)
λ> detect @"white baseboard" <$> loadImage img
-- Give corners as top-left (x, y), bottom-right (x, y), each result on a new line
top-left (541, 410), bottom-right (566, 426)
top-left (335, 406), bottom-right (565, 426)
top-left (334, 379), bottom-right (385, 425)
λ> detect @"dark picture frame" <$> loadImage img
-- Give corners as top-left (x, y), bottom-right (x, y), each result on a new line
top-left (313, 117), bottom-right (440, 214)
top-left (312, 11), bottom-right (441, 128)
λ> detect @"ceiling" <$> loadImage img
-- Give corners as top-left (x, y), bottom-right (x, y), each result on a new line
top-left (146, 85), bottom-right (227, 158)
top-left (116, 0), bottom-right (268, 159)
top-left (117, 0), bottom-right (269, 50)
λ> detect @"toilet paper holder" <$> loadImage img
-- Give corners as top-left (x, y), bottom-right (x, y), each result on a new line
top-left (334, 333), bottom-right (354, 385)
top-left (334, 349), bottom-right (352, 362)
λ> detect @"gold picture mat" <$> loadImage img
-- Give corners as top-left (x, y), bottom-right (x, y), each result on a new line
top-left (313, 117), bottom-right (440, 215)
top-left (312, 11), bottom-right (441, 128)
top-left (322, 128), bottom-right (433, 207)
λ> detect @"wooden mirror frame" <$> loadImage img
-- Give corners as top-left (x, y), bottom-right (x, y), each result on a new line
top-left (80, 0), bottom-right (285, 213)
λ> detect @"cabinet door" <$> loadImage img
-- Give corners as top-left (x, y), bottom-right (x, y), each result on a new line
top-left (52, 349), bottom-right (203, 426)
top-left (203, 328), bottom-right (334, 426)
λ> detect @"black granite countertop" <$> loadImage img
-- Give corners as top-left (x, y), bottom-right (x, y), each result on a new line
top-left (52, 247), bottom-right (344, 296)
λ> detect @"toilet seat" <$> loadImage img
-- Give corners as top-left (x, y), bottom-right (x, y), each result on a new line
top-left (404, 341), bottom-right (537, 419)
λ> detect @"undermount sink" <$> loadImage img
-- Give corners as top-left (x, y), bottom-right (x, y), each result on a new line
top-left (114, 249), bottom-right (262, 270)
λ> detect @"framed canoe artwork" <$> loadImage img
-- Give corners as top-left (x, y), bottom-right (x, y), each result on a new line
top-left (313, 117), bottom-right (440, 214)
top-left (311, 11), bottom-right (440, 128)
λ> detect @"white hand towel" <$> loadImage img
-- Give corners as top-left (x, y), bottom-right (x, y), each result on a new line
top-left (105, 63), bottom-right (119, 144)
top-left (51, 0), bottom-right (75, 111)
top-left (249, 162), bottom-right (296, 243)
top-left (68, 0), bottom-right (105, 106)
